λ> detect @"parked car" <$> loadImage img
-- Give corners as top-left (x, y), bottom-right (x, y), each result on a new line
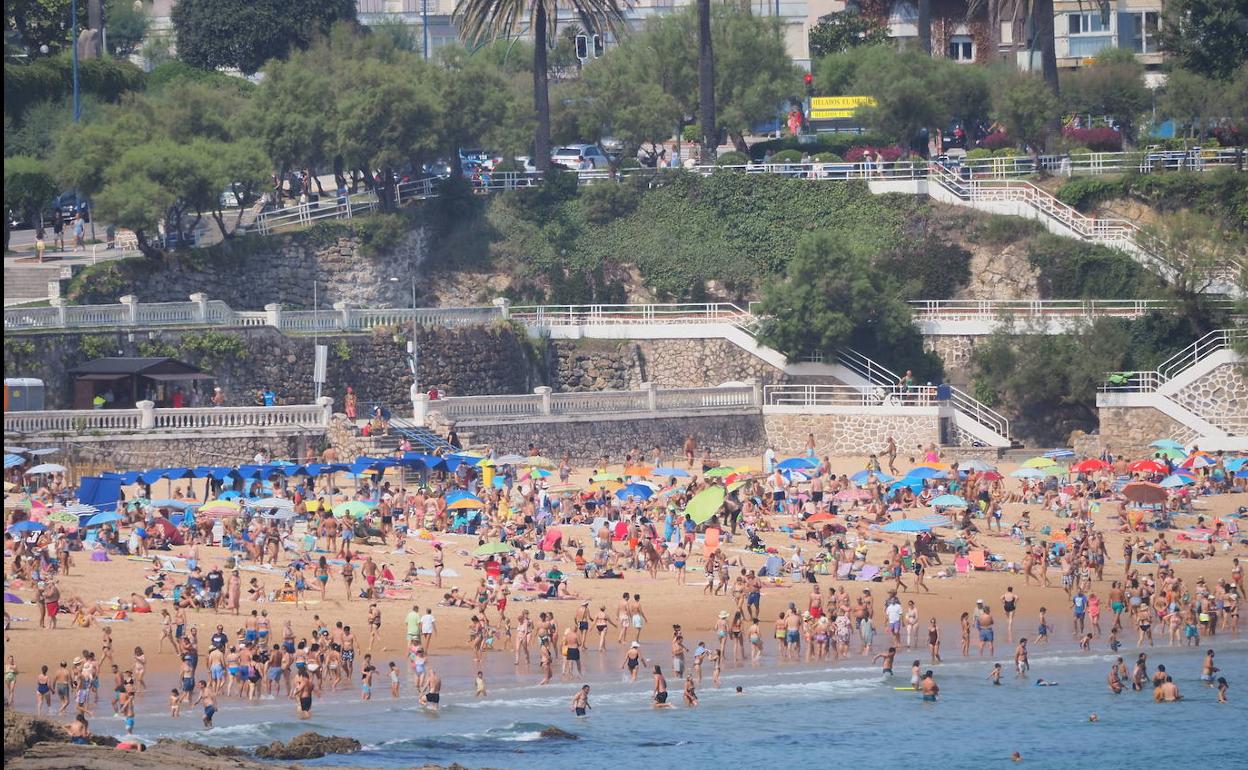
top-left (551, 143), bottom-right (610, 169)
top-left (52, 191), bottom-right (90, 222)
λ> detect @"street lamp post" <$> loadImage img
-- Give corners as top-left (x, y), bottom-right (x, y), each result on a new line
top-left (422, 0), bottom-right (430, 61)
top-left (390, 276), bottom-right (419, 391)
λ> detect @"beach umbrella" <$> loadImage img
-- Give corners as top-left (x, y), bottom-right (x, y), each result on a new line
top-left (981, 470), bottom-right (1004, 481)
top-left (684, 485), bottom-right (726, 525)
top-left (1180, 454), bottom-right (1216, 469)
top-left (651, 467), bottom-right (691, 478)
top-left (1122, 482), bottom-right (1167, 505)
top-left (616, 483), bottom-right (654, 501)
top-left (25, 463), bottom-right (66, 475)
top-left (916, 461), bottom-right (953, 472)
top-left (3, 455), bottom-right (24, 470)
top-left (83, 511), bottom-right (125, 527)
top-left (495, 454), bottom-right (527, 465)
top-left (1129, 459), bottom-right (1167, 474)
top-left (1043, 449), bottom-right (1076, 460)
top-left (250, 497), bottom-right (294, 511)
top-left (7, 520), bottom-right (47, 533)
top-left (259, 509), bottom-right (296, 520)
top-left (46, 511), bottom-right (80, 529)
top-left (624, 464), bottom-right (654, 477)
top-left (904, 467), bottom-right (947, 480)
top-left (148, 499), bottom-right (194, 510)
top-left (1153, 447), bottom-right (1186, 461)
top-left (1022, 457), bottom-right (1057, 469)
top-left (1236, 468), bottom-right (1248, 479)
top-left (1224, 458), bottom-right (1246, 472)
top-left (1072, 459), bottom-right (1110, 474)
top-left (4, 592), bottom-right (24, 603)
top-left (777, 457), bottom-right (819, 471)
top-left (880, 519), bottom-right (935, 533)
top-left (590, 473), bottom-right (623, 483)
top-left (958, 460), bottom-right (995, 473)
top-left (1150, 439), bottom-right (1185, 451)
top-left (781, 469), bottom-right (811, 482)
top-left (51, 503), bottom-right (97, 516)
top-left (332, 500), bottom-right (377, 518)
top-left (448, 497), bottom-right (486, 510)
top-left (547, 483), bottom-right (580, 494)
top-left (445, 490), bottom-right (478, 505)
top-left (806, 511), bottom-right (836, 523)
top-left (28, 447), bottom-right (59, 456)
top-left (1010, 468), bottom-right (1045, 479)
top-left (725, 481), bottom-right (746, 494)
top-left (1159, 474), bottom-right (1193, 488)
top-left (473, 541), bottom-right (515, 557)
top-left (4, 446), bottom-right (31, 454)
top-left (931, 494), bottom-right (968, 508)
top-left (888, 478), bottom-right (924, 493)
top-left (216, 490), bottom-right (243, 500)
top-left (525, 455), bottom-right (556, 469)
top-left (704, 467), bottom-right (737, 478)
top-left (850, 470), bottom-right (893, 485)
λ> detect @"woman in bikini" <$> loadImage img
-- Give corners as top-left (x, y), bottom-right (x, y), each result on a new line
top-left (593, 606), bottom-right (616, 652)
top-left (314, 557), bottom-right (330, 600)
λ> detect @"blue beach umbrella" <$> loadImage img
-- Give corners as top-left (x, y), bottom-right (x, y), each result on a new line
top-left (851, 470), bottom-right (894, 485)
top-left (1043, 449), bottom-right (1076, 460)
top-left (1150, 439), bottom-right (1186, 451)
top-left (931, 494), bottom-right (969, 508)
top-left (888, 478), bottom-right (924, 494)
top-left (1158, 474), bottom-right (1193, 488)
top-left (904, 467), bottom-right (947, 480)
top-left (777, 457), bottom-right (819, 471)
top-left (651, 467), bottom-right (691, 478)
top-left (1010, 468), bottom-right (1045, 479)
top-left (880, 519), bottom-right (934, 533)
top-left (83, 511), bottom-right (125, 527)
top-left (616, 483), bottom-right (654, 501)
top-left (7, 520), bottom-right (47, 533)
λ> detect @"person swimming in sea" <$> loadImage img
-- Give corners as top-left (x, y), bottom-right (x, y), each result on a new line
top-left (987, 663), bottom-right (1002, 685)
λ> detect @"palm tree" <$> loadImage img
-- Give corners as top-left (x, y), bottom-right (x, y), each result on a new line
top-left (454, 0), bottom-right (630, 171)
top-left (696, 0), bottom-right (715, 161)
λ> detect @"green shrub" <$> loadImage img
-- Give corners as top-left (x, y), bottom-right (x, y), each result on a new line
top-left (966, 148), bottom-right (993, 159)
top-left (146, 60), bottom-right (255, 94)
top-left (352, 214), bottom-right (410, 257)
top-left (715, 151), bottom-right (749, 166)
top-left (79, 335), bottom-right (118, 360)
top-left (4, 55), bottom-right (145, 117)
top-left (966, 215), bottom-right (1044, 245)
top-left (767, 150), bottom-right (804, 163)
top-left (813, 153), bottom-right (844, 162)
top-left (681, 125), bottom-right (700, 143)
top-left (991, 148), bottom-right (1018, 157)
top-left (1027, 234), bottom-right (1164, 299)
top-left (1055, 177), bottom-right (1125, 211)
top-left (620, 158), bottom-right (642, 170)
top-left (179, 330), bottom-right (247, 367)
top-left (579, 183), bottom-right (640, 226)
top-left (748, 133), bottom-right (892, 161)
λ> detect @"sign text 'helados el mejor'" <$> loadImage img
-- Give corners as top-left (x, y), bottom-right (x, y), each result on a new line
top-left (809, 96), bottom-right (876, 120)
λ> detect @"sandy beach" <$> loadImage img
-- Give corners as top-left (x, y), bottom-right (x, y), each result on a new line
top-left (5, 453), bottom-right (1244, 699)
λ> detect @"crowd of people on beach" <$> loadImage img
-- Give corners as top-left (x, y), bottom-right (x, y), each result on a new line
top-left (4, 436), bottom-right (1245, 739)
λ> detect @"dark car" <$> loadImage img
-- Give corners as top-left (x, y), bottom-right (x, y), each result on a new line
top-left (53, 191), bottom-right (90, 222)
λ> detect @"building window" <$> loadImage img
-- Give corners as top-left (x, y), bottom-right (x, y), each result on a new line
top-left (1067, 12), bottom-right (1110, 35)
top-left (1119, 11), bottom-right (1160, 53)
top-left (948, 35), bottom-right (974, 61)
top-left (1000, 21), bottom-right (1014, 45)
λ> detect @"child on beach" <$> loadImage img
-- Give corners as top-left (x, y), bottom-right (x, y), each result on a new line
top-left (475, 671), bottom-right (487, 697)
top-left (1036, 608), bottom-right (1049, 644)
top-left (388, 662), bottom-right (400, 698)
top-left (988, 663), bottom-right (1002, 685)
top-left (1216, 677), bottom-right (1229, 703)
top-left (169, 688), bottom-right (181, 718)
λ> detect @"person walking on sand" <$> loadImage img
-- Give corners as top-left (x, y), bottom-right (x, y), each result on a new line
top-left (629, 594), bottom-right (647, 642)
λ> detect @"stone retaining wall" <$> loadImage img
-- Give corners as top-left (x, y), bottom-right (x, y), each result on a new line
top-left (549, 338), bottom-right (804, 393)
top-left (1169, 362), bottom-right (1246, 434)
top-left (69, 229), bottom-right (430, 309)
top-left (21, 433), bottom-right (314, 477)
top-left (4, 324), bottom-right (535, 410)
top-left (764, 412), bottom-right (940, 456)
top-left (454, 412), bottom-right (766, 465)
top-left (1081, 406), bottom-right (1185, 458)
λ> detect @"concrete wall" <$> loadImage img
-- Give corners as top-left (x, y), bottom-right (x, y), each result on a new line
top-left (1082, 406), bottom-right (1185, 458)
top-left (4, 324), bottom-right (536, 410)
top-left (549, 338), bottom-right (801, 392)
top-left (764, 410), bottom-right (941, 456)
top-left (1168, 361), bottom-right (1246, 435)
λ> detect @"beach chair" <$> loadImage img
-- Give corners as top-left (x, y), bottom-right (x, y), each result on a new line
top-left (955, 556), bottom-right (970, 576)
top-left (855, 565), bottom-right (880, 582)
top-left (968, 549), bottom-right (988, 570)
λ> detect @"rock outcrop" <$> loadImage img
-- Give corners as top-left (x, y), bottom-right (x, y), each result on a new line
top-left (253, 732), bottom-right (362, 760)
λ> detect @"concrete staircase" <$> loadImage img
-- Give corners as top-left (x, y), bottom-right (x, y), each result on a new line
top-left (1098, 329), bottom-right (1247, 450)
top-left (2, 264), bottom-right (67, 304)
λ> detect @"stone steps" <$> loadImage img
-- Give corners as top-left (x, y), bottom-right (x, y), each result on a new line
top-left (3, 265), bottom-right (65, 302)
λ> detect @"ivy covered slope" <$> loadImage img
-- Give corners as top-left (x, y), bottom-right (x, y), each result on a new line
top-left (431, 171), bottom-right (927, 301)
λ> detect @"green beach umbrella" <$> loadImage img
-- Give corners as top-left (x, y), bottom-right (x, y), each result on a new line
top-left (704, 467), bottom-right (736, 478)
top-left (684, 485), bottom-right (726, 525)
top-left (332, 500), bottom-right (376, 519)
top-left (473, 541), bottom-right (515, 557)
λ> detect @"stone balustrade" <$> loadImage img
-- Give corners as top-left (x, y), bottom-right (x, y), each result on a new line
top-left (5, 398), bottom-right (334, 437)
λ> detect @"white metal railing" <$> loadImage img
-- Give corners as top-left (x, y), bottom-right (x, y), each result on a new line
top-left (835, 348), bottom-right (900, 387)
top-left (4, 403), bottom-right (331, 436)
top-left (63, 304), bottom-right (129, 327)
top-left (510, 302), bottom-right (753, 327)
top-left (908, 299), bottom-right (1237, 322)
top-left (946, 386), bottom-right (1011, 439)
top-left (134, 301), bottom-right (200, 325)
top-left (765, 384), bottom-right (937, 407)
top-left (1101, 329), bottom-right (1245, 392)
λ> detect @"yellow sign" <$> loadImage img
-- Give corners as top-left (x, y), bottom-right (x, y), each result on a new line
top-left (810, 109), bottom-right (859, 120)
top-left (810, 96), bottom-right (876, 111)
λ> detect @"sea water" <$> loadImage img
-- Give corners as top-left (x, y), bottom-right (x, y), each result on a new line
top-left (125, 642), bottom-right (1247, 770)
